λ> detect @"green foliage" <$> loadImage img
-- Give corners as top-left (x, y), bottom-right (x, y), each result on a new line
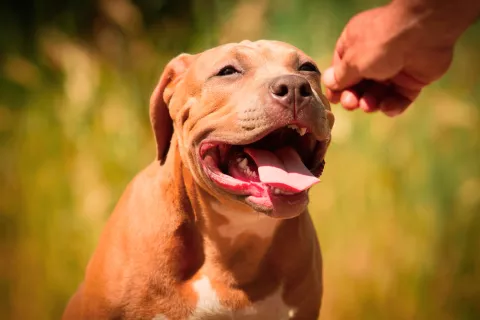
top-left (1, 0), bottom-right (479, 319)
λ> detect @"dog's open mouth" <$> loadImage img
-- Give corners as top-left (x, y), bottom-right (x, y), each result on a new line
top-left (199, 124), bottom-right (328, 213)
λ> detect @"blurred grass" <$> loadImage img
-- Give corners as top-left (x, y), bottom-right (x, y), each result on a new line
top-left (0, 0), bottom-right (479, 319)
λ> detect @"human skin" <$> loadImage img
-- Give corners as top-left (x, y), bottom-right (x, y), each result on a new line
top-left (322, 0), bottom-right (480, 116)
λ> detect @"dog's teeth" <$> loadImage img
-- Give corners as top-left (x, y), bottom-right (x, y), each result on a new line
top-left (298, 127), bottom-right (307, 136)
top-left (287, 125), bottom-right (307, 136)
top-left (238, 158), bottom-right (248, 169)
top-left (274, 188), bottom-right (281, 195)
top-left (246, 168), bottom-right (257, 178)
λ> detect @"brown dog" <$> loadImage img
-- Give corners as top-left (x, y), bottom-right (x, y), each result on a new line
top-left (63, 40), bottom-right (334, 320)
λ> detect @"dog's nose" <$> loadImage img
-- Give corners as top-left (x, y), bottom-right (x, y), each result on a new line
top-left (269, 75), bottom-right (313, 113)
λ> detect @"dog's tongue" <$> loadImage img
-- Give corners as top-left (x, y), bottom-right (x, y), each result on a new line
top-left (244, 147), bottom-right (320, 192)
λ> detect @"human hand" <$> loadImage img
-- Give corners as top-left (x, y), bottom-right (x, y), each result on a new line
top-left (322, 4), bottom-right (455, 117)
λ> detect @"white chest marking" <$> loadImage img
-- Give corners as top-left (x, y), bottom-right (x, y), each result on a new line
top-left (210, 202), bottom-right (278, 241)
top-left (153, 275), bottom-right (296, 319)
top-left (189, 275), bottom-right (223, 318)
top-left (189, 275), bottom-right (296, 320)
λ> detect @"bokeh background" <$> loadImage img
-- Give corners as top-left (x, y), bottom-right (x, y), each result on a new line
top-left (1, 0), bottom-right (479, 319)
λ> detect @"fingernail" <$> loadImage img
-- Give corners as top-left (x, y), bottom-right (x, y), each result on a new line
top-left (360, 95), bottom-right (378, 113)
top-left (341, 91), bottom-right (358, 110)
top-left (382, 106), bottom-right (401, 117)
top-left (322, 68), bottom-right (337, 88)
top-left (384, 110), bottom-right (400, 117)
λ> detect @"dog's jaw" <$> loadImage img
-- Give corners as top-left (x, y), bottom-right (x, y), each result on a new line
top-left (196, 123), bottom-right (330, 218)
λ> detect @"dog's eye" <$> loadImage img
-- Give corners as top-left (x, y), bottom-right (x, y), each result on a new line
top-left (216, 66), bottom-right (240, 76)
top-left (298, 62), bottom-right (320, 73)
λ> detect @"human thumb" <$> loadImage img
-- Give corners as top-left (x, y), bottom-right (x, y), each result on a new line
top-left (322, 58), bottom-right (362, 91)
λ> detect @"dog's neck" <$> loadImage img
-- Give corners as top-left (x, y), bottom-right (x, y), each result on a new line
top-left (164, 142), bottom-right (281, 285)
top-left (197, 197), bottom-right (280, 285)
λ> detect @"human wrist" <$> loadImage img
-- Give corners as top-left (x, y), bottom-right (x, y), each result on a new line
top-left (388, 0), bottom-right (480, 46)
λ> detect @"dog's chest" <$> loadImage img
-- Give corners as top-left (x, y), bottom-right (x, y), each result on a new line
top-left (153, 275), bottom-right (296, 320)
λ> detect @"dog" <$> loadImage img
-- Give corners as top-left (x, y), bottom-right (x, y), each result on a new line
top-left (63, 40), bottom-right (334, 320)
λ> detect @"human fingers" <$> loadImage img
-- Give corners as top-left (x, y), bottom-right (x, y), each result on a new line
top-left (325, 87), bottom-right (341, 104)
top-left (322, 31), bottom-right (363, 91)
top-left (359, 82), bottom-right (389, 113)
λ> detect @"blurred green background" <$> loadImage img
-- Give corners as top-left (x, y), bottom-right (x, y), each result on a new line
top-left (1, 0), bottom-right (479, 319)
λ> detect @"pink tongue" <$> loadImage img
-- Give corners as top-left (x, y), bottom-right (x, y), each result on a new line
top-left (244, 147), bottom-right (320, 192)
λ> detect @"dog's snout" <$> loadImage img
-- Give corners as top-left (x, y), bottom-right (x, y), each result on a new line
top-left (269, 75), bottom-right (313, 113)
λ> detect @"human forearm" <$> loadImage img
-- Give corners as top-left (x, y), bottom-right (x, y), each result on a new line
top-left (390, 0), bottom-right (480, 45)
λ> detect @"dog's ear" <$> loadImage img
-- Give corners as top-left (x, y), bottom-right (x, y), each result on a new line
top-left (150, 53), bottom-right (195, 164)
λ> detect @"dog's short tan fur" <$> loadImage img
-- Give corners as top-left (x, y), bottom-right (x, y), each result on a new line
top-left (63, 40), bottom-right (334, 320)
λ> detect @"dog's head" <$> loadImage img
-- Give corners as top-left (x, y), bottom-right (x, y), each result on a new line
top-left (151, 40), bottom-right (334, 219)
